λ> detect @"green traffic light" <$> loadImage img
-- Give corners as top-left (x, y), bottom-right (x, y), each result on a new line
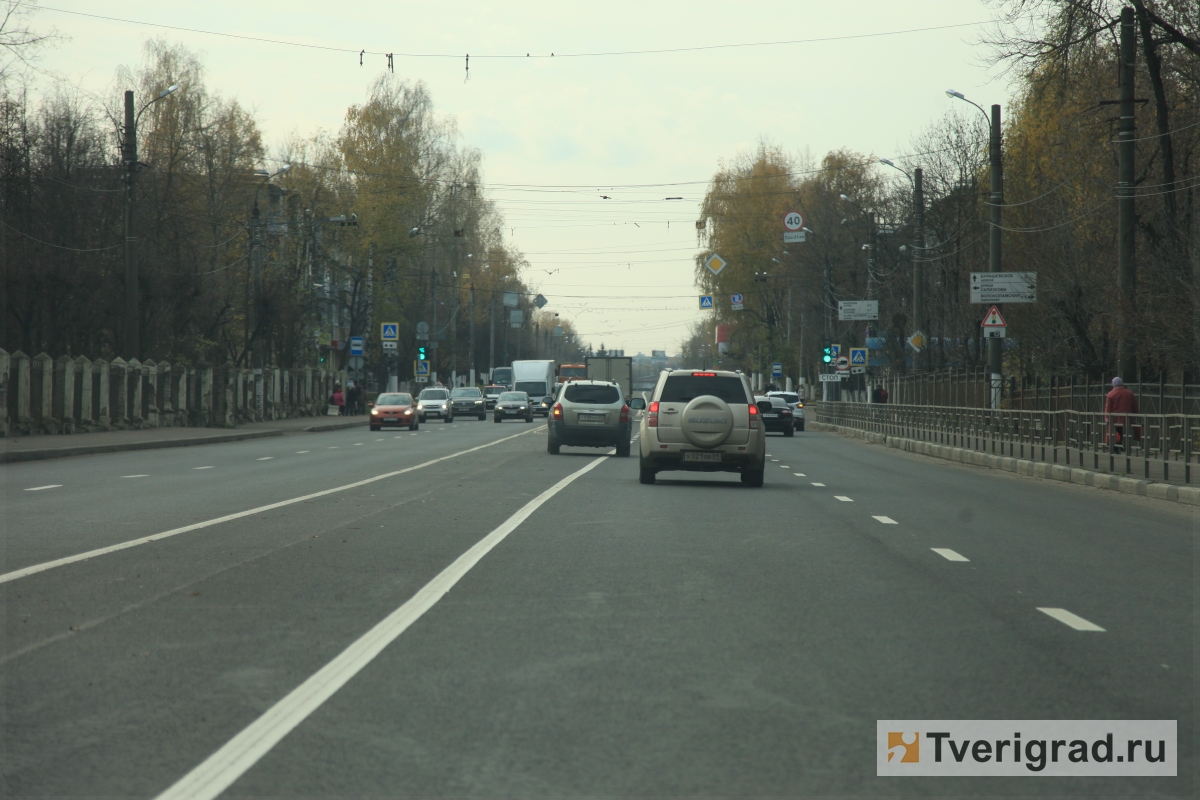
top-left (823, 355), bottom-right (832, 363)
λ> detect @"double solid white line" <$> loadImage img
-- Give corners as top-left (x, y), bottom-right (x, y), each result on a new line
top-left (0, 428), bottom-right (539, 586)
top-left (154, 451), bottom-right (612, 800)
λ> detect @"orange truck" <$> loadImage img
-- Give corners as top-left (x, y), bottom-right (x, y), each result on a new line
top-left (557, 363), bottom-right (588, 383)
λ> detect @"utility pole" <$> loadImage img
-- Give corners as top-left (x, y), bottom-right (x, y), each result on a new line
top-left (468, 279), bottom-right (476, 386)
top-left (823, 256), bottom-right (832, 402)
top-left (123, 91), bottom-right (139, 361)
top-left (431, 266), bottom-right (438, 384)
top-left (988, 103), bottom-right (1004, 408)
top-left (1117, 5), bottom-right (1137, 380)
top-left (912, 167), bottom-right (925, 373)
top-left (451, 270), bottom-right (458, 386)
top-left (489, 293), bottom-right (495, 378)
top-left (251, 204), bottom-right (264, 421)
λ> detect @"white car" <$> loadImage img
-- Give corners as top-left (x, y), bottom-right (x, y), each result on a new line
top-left (637, 369), bottom-right (767, 487)
top-left (766, 391), bottom-right (805, 432)
top-left (416, 388), bottom-right (453, 423)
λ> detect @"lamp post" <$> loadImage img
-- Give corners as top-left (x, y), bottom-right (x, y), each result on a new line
top-left (947, 89), bottom-right (1003, 408)
top-left (880, 158), bottom-right (926, 372)
top-left (249, 164), bottom-right (290, 421)
top-left (123, 84), bottom-right (180, 361)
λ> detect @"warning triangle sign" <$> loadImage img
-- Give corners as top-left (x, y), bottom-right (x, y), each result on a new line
top-left (982, 305), bottom-right (1007, 327)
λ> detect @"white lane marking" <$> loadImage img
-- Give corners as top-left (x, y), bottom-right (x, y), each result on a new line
top-left (872, 516), bottom-right (898, 524)
top-left (932, 548), bottom-right (969, 562)
top-left (1037, 607), bottom-right (1105, 632)
top-left (122, 475), bottom-right (150, 479)
top-left (295, 451), bottom-right (310, 454)
top-left (834, 496), bottom-right (853, 502)
top-left (327, 446), bottom-right (338, 449)
top-left (154, 451), bottom-right (611, 800)
top-left (780, 465), bottom-right (790, 469)
top-left (193, 467), bottom-right (214, 470)
top-left (25, 485), bottom-right (62, 492)
top-left (793, 473), bottom-right (806, 477)
top-left (771, 459), bottom-right (779, 462)
top-left (375, 439), bottom-right (385, 442)
top-left (0, 428), bottom-right (541, 585)
top-left (353, 443), bottom-right (364, 446)
top-left (256, 457), bottom-right (274, 461)
top-left (811, 482), bottom-right (825, 487)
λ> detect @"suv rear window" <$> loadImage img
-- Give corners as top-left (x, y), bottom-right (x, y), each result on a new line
top-left (564, 384), bottom-right (620, 404)
top-left (660, 375), bottom-right (748, 404)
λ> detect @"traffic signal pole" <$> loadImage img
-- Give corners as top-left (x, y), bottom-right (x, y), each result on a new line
top-left (988, 103), bottom-right (1004, 408)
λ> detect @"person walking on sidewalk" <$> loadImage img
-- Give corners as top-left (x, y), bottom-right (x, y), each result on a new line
top-left (332, 386), bottom-right (346, 416)
top-left (1104, 377), bottom-right (1138, 453)
top-left (347, 383), bottom-right (363, 416)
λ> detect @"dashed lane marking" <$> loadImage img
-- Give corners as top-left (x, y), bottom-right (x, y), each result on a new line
top-left (0, 427), bottom-right (542, 586)
top-left (793, 473), bottom-right (806, 477)
top-left (25, 485), bottom-right (62, 491)
top-left (811, 482), bottom-right (825, 487)
top-left (834, 496), bottom-right (853, 502)
top-left (153, 450), bottom-right (613, 800)
top-left (1037, 607), bottom-right (1105, 632)
top-left (780, 465), bottom-right (790, 468)
top-left (932, 548), bottom-right (969, 562)
top-left (256, 457), bottom-right (274, 461)
top-left (872, 516), bottom-right (898, 524)
top-left (295, 451), bottom-right (310, 454)
top-left (121, 475), bottom-right (150, 478)
top-left (354, 443), bottom-right (364, 446)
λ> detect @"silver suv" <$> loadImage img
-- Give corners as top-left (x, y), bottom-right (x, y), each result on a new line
top-left (637, 369), bottom-right (766, 487)
top-left (547, 380), bottom-right (632, 456)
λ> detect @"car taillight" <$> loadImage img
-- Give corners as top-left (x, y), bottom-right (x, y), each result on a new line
top-left (647, 401), bottom-right (659, 427)
top-left (748, 403), bottom-right (760, 429)
top-left (782, 408), bottom-right (792, 416)
top-left (552, 403), bottom-right (563, 420)
top-left (619, 404), bottom-right (630, 424)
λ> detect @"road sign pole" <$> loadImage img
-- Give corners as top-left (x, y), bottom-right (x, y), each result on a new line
top-left (913, 167), bottom-right (925, 373)
top-left (988, 103), bottom-right (1004, 407)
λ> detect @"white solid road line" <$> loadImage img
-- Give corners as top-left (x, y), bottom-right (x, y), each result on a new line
top-left (154, 451), bottom-right (612, 800)
top-left (834, 496), bottom-right (853, 502)
top-left (256, 457), bottom-right (274, 461)
top-left (811, 482), bottom-right (825, 487)
top-left (193, 466), bottom-right (213, 470)
top-left (931, 548), bottom-right (969, 562)
top-left (1037, 607), bottom-right (1106, 632)
top-left (0, 428), bottom-right (541, 586)
top-left (872, 516), bottom-right (898, 524)
top-left (24, 485), bottom-right (62, 491)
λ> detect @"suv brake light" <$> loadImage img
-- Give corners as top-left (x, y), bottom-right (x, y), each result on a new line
top-left (748, 403), bottom-right (760, 429)
top-left (647, 401), bottom-right (659, 427)
top-left (692, 372), bottom-right (716, 377)
top-left (552, 403), bottom-right (563, 421)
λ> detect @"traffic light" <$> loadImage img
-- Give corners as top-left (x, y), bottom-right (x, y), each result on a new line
top-left (822, 339), bottom-right (833, 363)
top-left (418, 346), bottom-right (427, 361)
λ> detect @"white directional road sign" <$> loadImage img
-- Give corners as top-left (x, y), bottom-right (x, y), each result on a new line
top-left (730, 292), bottom-right (743, 311)
top-left (970, 271), bottom-right (1037, 303)
top-left (849, 347), bottom-right (867, 366)
top-left (382, 341), bottom-right (398, 351)
top-left (381, 322), bottom-right (399, 341)
top-left (704, 254), bottom-right (727, 276)
top-left (819, 373), bottom-right (842, 382)
top-left (838, 300), bottom-right (879, 321)
top-left (783, 211), bottom-right (804, 231)
top-left (851, 366), bottom-right (866, 374)
top-left (699, 295), bottom-right (714, 309)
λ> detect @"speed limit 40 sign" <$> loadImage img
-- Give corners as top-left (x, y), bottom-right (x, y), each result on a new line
top-left (783, 211), bottom-right (804, 231)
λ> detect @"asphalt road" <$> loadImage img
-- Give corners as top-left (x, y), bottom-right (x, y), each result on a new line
top-left (1, 420), bottom-right (1193, 797)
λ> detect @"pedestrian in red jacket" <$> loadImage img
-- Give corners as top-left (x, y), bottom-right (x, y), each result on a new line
top-left (1104, 377), bottom-right (1138, 452)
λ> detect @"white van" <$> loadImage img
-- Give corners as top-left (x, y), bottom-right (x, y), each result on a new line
top-left (511, 360), bottom-right (556, 416)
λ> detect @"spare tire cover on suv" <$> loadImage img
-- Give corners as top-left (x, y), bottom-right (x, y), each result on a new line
top-left (680, 395), bottom-right (734, 448)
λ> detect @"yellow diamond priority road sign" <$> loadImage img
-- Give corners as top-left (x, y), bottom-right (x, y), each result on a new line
top-left (705, 254), bottom-right (727, 276)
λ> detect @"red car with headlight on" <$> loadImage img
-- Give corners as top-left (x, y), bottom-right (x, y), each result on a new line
top-left (368, 392), bottom-right (419, 431)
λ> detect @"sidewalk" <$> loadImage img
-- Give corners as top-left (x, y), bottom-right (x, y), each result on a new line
top-left (1, 415), bottom-right (367, 464)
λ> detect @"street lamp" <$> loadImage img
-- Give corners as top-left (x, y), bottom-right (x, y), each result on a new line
top-left (880, 158), bottom-right (926, 373)
top-left (249, 163), bottom-right (291, 421)
top-left (946, 88), bottom-right (1004, 407)
top-left (123, 84), bottom-right (182, 360)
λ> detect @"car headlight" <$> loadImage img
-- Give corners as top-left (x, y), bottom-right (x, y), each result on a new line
top-left (519, 406), bottom-right (527, 410)
top-left (403, 408), bottom-right (412, 415)
top-left (475, 400), bottom-right (482, 404)
top-left (417, 404), bottom-right (424, 409)
top-left (371, 408), bottom-right (379, 415)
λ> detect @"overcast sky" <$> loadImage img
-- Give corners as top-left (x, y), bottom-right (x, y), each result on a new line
top-left (40, 0), bottom-right (1013, 356)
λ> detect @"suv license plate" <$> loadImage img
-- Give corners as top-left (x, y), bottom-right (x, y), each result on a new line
top-left (682, 451), bottom-right (722, 463)
top-left (578, 413), bottom-right (605, 423)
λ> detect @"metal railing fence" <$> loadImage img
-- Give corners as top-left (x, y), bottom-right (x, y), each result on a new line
top-left (816, 401), bottom-right (1197, 485)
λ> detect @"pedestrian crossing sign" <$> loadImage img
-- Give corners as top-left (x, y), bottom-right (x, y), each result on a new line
top-left (415, 360), bottom-right (430, 377)
top-left (850, 347), bottom-right (867, 365)
top-left (699, 295), bottom-right (714, 309)
top-left (381, 322), bottom-right (399, 341)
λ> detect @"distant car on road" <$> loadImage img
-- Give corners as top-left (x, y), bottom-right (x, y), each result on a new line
top-left (416, 388), bottom-right (453, 423)
top-left (368, 392), bottom-right (418, 431)
top-left (547, 380), bottom-right (632, 456)
top-left (483, 385), bottom-right (506, 409)
top-left (450, 387), bottom-right (487, 420)
top-left (766, 391), bottom-right (805, 431)
top-left (637, 369), bottom-right (766, 486)
top-left (755, 395), bottom-right (795, 436)
top-left (493, 391), bottom-right (534, 423)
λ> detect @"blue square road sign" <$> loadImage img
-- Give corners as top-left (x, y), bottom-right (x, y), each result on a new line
top-left (381, 322), bottom-right (399, 341)
top-left (699, 295), bottom-right (714, 309)
top-left (850, 347), bottom-right (867, 365)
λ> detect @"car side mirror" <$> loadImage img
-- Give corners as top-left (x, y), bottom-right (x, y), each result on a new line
top-left (629, 398), bottom-right (646, 410)
top-left (367, 401), bottom-right (375, 408)
top-left (757, 401), bottom-right (773, 414)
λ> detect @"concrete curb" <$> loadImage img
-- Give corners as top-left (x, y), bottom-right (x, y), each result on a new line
top-left (302, 419), bottom-right (367, 433)
top-left (809, 422), bottom-right (1199, 508)
top-left (0, 430), bottom-right (285, 464)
